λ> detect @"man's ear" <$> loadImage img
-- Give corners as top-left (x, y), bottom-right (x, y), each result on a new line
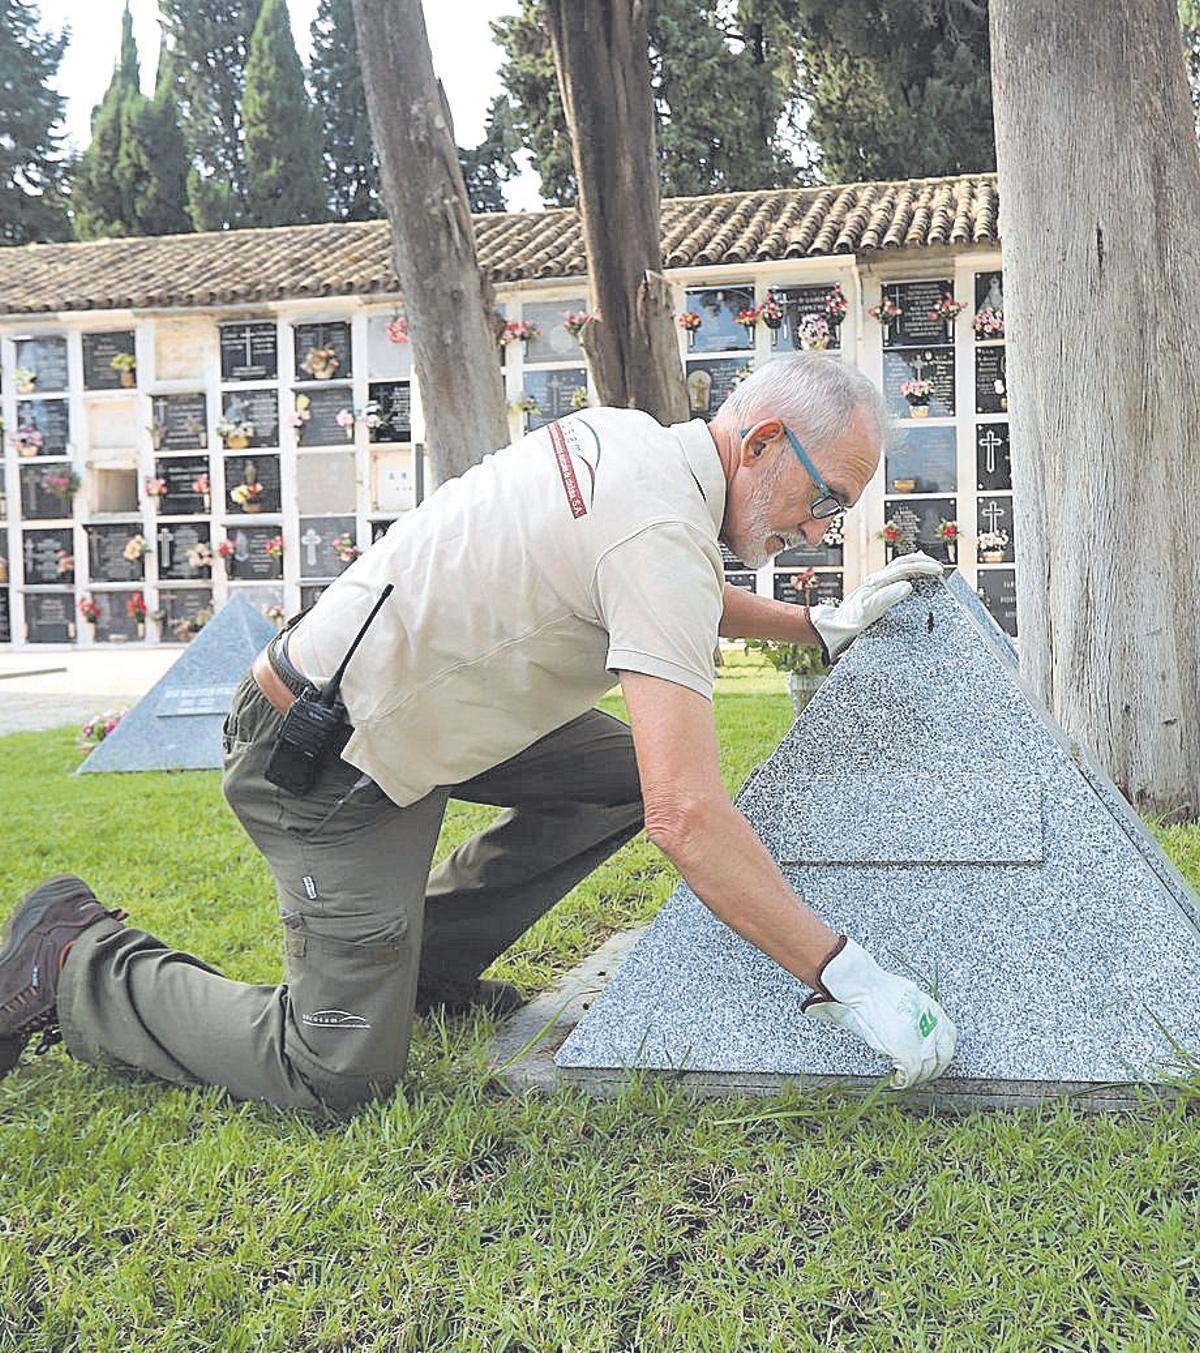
top-left (740, 418), bottom-right (783, 464)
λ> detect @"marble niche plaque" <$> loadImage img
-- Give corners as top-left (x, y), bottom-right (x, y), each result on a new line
top-left (725, 572), bottom-right (757, 594)
top-left (300, 585), bottom-right (326, 611)
top-left (298, 516), bottom-right (356, 578)
top-left (87, 524), bottom-right (144, 583)
top-left (26, 591), bottom-right (74, 643)
top-left (371, 451), bottom-right (415, 512)
top-left (23, 527), bottom-right (74, 585)
top-left (974, 271), bottom-right (1005, 334)
top-left (82, 331), bottom-right (136, 391)
top-left (93, 590), bottom-right (142, 644)
top-left (773, 569), bottom-right (844, 606)
top-left (884, 495), bottom-right (960, 564)
top-left (16, 398), bottom-right (70, 456)
top-left (156, 319), bottom-right (212, 382)
top-left (367, 381), bottom-right (412, 443)
top-left (14, 335), bottom-right (69, 391)
top-left (157, 521), bottom-right (212, 580)
top-left (151, 393), bottom-right (208, 451)
top-left (366, 315), bottom-right (412, 380)
top-left (371, 518), bottom-right (396, 544)
top-left (224, 454), bottom-right (281, 515)
top-left (86, 398), bottom-right (139, 451)
top-left (294, 320), bottom-right (352, 381)
top-left (298, 452), bottom-right (356, 515)
top-left (683, 286), bottom-right (756, 354)
top-left (685, 358), bottom-right (746, 422)
top-left (880, 279), bottom-right (956, 348)
top-left (977, 567), bottom-right (1018, 637)
top-left (886, 424), bottom-right (957, 495)
top-left (295, 386), bottom-right (355, 448)
top-left (976, 424), bottom-right (1011, 491)
top-left (719, 541), bottom-right (753, 574)
top-left (882, 348), bottom-right (955, 419)
top-left (977, 495), bottom-right (1015, 562)
top-left (220, 321), bottom-right (278, 382)
top-left (19, 464), bottom-right (69, 520)
top-left (525, 368), bottom-right (587, 431)
top-left (776, 537), bottom-right (843, 569)
top-left (156, 455), bottom-right (211, 516)
top-left (158, 587), bottom-right (212, 640)
top-left (770, 284), bottom-right (844, 352)
top-left (521, 298), bottom-right (587, 364)
top-left (975, 346), bottom-right (1008, 415)
top-left (223, 524), bottom-right (283, 581)
top-left (221, 390), bottom-right (278, 449)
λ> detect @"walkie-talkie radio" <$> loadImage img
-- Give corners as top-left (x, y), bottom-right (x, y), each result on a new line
top-left (265, 585), bottom-right (393, 797)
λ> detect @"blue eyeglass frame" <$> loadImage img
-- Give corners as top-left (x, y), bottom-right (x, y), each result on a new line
top-left (740, 424), bottom-right (847, 521)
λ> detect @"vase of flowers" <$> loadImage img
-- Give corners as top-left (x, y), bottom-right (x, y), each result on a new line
top-left (900, 379), bottom-right (934, 417)
top-left (231, 482), bottom-right (264, 513)
top-left (798, 315), bottom-right (831, 351)
top-left (148, 418), bottom-right (168, 450)
top-left (41, 467), bottom-right (80, 503)
top-left (972, 307), bottom-right (1005, 340)
top-left (78, 705), bottom-right (128, 751)
top-left (300, 345), bottom-right (340, 380)
top-left (876, 519), bottom-right (903, 561)
top-left (978, 530), bottom-right (1009, 563)
top-left (509, 393), bottom-right (540, 419)
top-left (192, 472), bottom-right (211, 510)
top-left (55, 549), bottom-right (74, 579)
top-left (736, 304), bottom-right (760, 338)
top-left (15, 424), bottom-right (44, 457)
top-left (265, 534), bottom-right (285, 562)
top-left (385, 316), bottom-right (409, 344)
top-left (332, 533), bottom-right (360, 564)
top-left (263, 602), bottom-right (287, 627)
top-left (570, 385), bottom-right (590, 411)
top-left (501, 320), bottom-right (540, 348)
top-left (186, 541), bottom-right (213, 572)
top-left (678, 311), bottom-right (702, 349)
top-left (867, 296), bottom-right (902, 330)
top-left (934, 518), bottom-right (959, 564)
top-left (216, 538), bottom-right (237, 562)
top-left (824, 284), bottom-right (848, 329)
top-left (78, 595), bottom-right (101, 627)
top-left (217, 414), bottom-right (255, 449)
top-left (562, 311), bottom-right (594, 341)
top-left (927, 294), bottom-right (966, 339)
top-left (335, 408), bottom-right (355, 441)
top-left (744, 637), bottom-right (830, 719)
top-left (760, 291), bottom-right (784, 332)
top-left (14, 368), bottom-right (37, 396)
top-left (123, 533), bottom-right (148, 564)
top-left (110, 352), bottom-right (137, 387)
top-left (144, 476), bottom-right (168, 506)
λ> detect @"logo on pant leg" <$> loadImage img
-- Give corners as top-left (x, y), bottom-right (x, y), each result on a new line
top-left (302, 1009), bottom-right (371, 1029)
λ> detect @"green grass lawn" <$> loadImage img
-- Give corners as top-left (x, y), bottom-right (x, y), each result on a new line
top-left (2, 655), bottom-right (1200, 1350)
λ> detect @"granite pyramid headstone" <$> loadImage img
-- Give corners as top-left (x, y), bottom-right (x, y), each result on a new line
top-left (78, 595), bottom-right (276, 773)
top-left (556, 573), bottom-right (1200, 1109)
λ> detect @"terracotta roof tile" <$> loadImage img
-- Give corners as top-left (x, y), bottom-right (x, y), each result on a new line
top-left (0, 173), bottom-right (1000, 317)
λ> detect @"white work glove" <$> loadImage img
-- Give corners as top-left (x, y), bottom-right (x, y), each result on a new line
top-left (803, 936), bottom-right (957, 1089)
top-left (809, 550), bottom-right (943, 662)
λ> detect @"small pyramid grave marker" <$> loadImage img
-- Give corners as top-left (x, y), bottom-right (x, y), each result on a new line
top-left (77, 595), bottom-right (275, 774)
top-left (554, 573), bottom-right (1200, 1109)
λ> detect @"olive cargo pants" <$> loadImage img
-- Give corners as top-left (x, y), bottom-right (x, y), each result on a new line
top-left (55, 671), bottom-right (644, 1112)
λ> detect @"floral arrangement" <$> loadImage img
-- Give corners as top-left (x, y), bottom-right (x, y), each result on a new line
top-left (562, 311), bottom-right (594, 340)
top-left (186, 541), bottom-right (214, 570)
top-left (172, 606), bottom-right (213, 642)
top-left (972, 307), bottom-right (1005, 339)
top-left (759, 291), bottom-right (784, 329)
top-left (730, 364), bottom-right (755, 388)
top-left (743, 637), bottom-right (829, 676)
top-left (144, 476), bottom-right (168, 499)
top-left (79, 706), bottom-right (128, 751)
top-left (217, 414), bottom-right (256, 443)
top-left (192, 473), bottom-right (210, 496)
top-left (41, 467), bottom-right (80, 499)
top-left (928, 295), bottom-right (966, 324)
top-left (332, 533), bottom-right (360, 563)
top-left (736, 305), bottom-right (760, 329)
top-left (502, 320), bottom-right (541, 345)
top-left (798, 315), bottom-right (831, 351)
top-left (570, 385), bottom-right (590, 410)
top-left (509, 393), bottom-right (540, 416)
top-left (230, 481), bottom-right (263, 508)
top-left (867, 297), bottom-right (902, 324)
top-left (335, 408), bottom-right (355, 439)
top-left (78, 595), bottom-right (101, 624)
top-left (216, 538), bottom-right (237, 559)
top-left (821, 518), bottom-right (845, 548)
top-left (935, 519), bottom-right (960, 542)
top-left (55, 549), bottom-right (74, 577)
top-left (300, 345), bottom-right (340, 380)
top-left (900, 378), bottom-right (934, 407)
top-left (127, 592), bottom-right (148, 621)
top-left (360, 401), bottom-right (383, 432)
top-left (14, 367), bottom-right (37, 393)
top-left (385, 316), bottom-right (409, 344)
top-left (791, 567), bottom-right (821, 602)
top-left (265, 534), bottom-right (285, 561)
top-left (263, 602), bottom-right (286, 626)
top-left (876, 519), bottom-right (903, 547)
top-left (677, 312), bottom-right (702, 333)
top-left (978, 530), bottom-right (1009, 557)
top-left (109, 352), bottom-right (137, 374)
top-left (825, 284), bottom-right (848, 324)
top-left (123, 534), bottom-right (148, 562)
top-left (14, 424), bottom-right (44, 456)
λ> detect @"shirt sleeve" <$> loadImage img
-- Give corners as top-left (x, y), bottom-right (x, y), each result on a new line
top-left (593, 521), bottom-right (725, 699)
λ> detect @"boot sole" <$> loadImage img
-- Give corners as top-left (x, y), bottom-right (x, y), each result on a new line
top-left (0, 874), bottom-right (98, 967)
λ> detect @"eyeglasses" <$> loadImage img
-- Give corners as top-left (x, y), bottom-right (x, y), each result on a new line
top-left (739, 425), bottom-right (847, 521)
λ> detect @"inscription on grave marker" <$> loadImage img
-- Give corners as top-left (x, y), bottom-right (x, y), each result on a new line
top-left (883, 348), bottom-right (955, 418)
top-left (295, 387), bottom-right (354, 447)
top-left (87, 524), bottom-right (144, 583)
top-left (14, 336), bottom-right (69, 391)
top-left (882, 280), bottom-right (955, 348)
top-left (82, 331), bottom-right (136, 390)
top-left (157, 521), bottom-right (211, 580)
top-left (975, 346), bottom-right (1008, 414)
top-left (367, 381), bottom-right (412, 442)
top-left (526, 369), bottom-right (588, 431)
top-left (685, 358), bottom-right (746, 421)
top-left (294, 321), bottom-right (352, 380)
top-left (224, 454), bottom-right (281, 514)
top-left (155, 455), bottom-right (210, 515)
top-left (221, 390), bottom-right (278, 448)
top-left (220, 322), bottom-right (278, 382)
top-left (151, 393), bottom-right (208, 451)
top-left (223, 524), bottom-right (283, 581)
top-left (976, 423), bottom-right (1011, 491)
top-left (684, 286), bottom-right (756, 354)
top-left (16, 398), bottom-right (70, 456)
top-left (770, 284), bottom-right (844, 352)
top-left (23, 527), bottom-right (73, 584)
top-left (298, 515), bottom-right (356, 578)
top-left (977, 567), bottom-right (1018, 636)
top-left (26, 591), bottom-right (73, 642)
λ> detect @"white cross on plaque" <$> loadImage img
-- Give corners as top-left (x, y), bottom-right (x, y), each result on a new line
top-left (241, 327), bottom-right (255, 366)
top-left (980, 430), bottom-right (1003, 475)
top-left (981, 501), bottom-right (1005, 534)
top-left (300, 527), bottom-right (322, 567)
top-left (158, 526), bottom-right (174, 569)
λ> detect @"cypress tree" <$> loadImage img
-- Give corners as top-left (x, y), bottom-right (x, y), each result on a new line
top-left (243, 0), bottom-right (325, 226)
top-left (0, 0), bottom-right (70, 244)
top-left (73, 4), bottom-right (141, 239)
top-left (116, 37), bottom-right (193, 236)
top-left (310, 0), bottom-right (381, 219)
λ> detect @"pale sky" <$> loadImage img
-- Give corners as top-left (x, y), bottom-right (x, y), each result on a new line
top-left (38, 0), bottom-right (544, 211)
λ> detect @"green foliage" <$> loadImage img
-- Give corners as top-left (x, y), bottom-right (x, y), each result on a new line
top-left (743, 637), bottom-right (829, 675)
top-left (491, 0), bottom-right (797, 206)
top-left (459, 95), bottom-right (521, 214)
top-left (1181, 0), bottom-right (1200, 123)
top-left (242, 0), bottom-right (325, 226)
top-left (160, 0), bottom-right (264, 231)
top-left (0, 1), bottom-right (71, 245)
top-left (777, 0), bottom-right (995, 181)
top-left (309, 0), bottom-right (380, 220)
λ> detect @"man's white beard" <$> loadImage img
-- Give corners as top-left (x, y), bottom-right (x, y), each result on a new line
top-left (727, 473), bottom-right (800, 569)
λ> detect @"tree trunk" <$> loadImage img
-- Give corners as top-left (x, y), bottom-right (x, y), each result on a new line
top-left (990, 0), bottom-right (1200, 819)
top-left (545, 0), bottom-right (689, 423)
top-left (350, 0), bottom-right (509, 485)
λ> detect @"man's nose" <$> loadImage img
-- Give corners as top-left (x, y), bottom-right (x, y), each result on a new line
top-left (801, 517), bottom-right (828, 545)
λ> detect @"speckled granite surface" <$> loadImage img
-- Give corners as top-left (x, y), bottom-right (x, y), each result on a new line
top-left (556, 573), bottom-right (1200, 1089)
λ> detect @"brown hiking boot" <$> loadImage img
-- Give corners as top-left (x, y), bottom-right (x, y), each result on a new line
top-left (414, 977), bottom-right (524, 1020)
top-left (0, 875), bottom-right (127, 1078)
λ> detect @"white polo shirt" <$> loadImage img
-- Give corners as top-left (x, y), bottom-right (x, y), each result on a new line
top-left (290, 408), bottom-right (727, 807)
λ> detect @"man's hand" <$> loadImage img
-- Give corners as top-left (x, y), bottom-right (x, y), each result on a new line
top-left (810, 550), bottom-right (943, 661)
top-left (802, 937), bottom-right (957, 1088)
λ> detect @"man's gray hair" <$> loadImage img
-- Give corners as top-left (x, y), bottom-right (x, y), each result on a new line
top-left (711, 352), bottom-right (891, 453)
